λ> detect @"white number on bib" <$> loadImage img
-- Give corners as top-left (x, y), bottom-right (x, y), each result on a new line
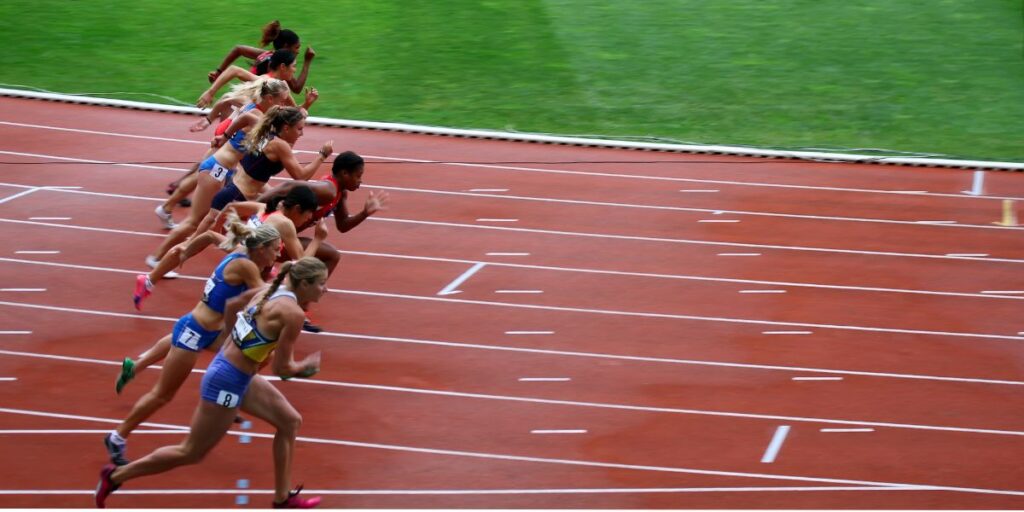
top-left (177, 327), bottom-right (202, 350)
top-left (217, 390), bottom-right (240, 408)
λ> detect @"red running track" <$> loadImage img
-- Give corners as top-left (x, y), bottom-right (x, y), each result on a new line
top-left (0, 97), bottom-right (1022, 508)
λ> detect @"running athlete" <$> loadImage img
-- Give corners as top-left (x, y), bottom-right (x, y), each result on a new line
top-left (135, 185), bottom-right (327, 309)
top-left (96, 257), bottom-right (329, 509)
top-left (146, 80), bottom-right (294, 271)
top-left (105, 222), bottom-right (282, 467)
top-left (257, 151), bottom-right (390, 275)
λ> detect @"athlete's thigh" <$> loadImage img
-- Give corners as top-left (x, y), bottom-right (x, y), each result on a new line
top-left (239, 375), bottom-right (300, 429)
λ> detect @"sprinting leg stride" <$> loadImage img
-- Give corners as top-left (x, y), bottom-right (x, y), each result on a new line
top-left (97, 257), bottom-right (329, 509)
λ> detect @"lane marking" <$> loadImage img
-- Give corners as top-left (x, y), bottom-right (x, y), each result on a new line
top-left (0, 428), bottom-right (182, 435)
top-left (0, 288), bottom-right (46, 292)
top-left (0, 486), bottom-right (932, 496)
top-left (374, 217), bottom-right (1024, 263)
top-left (476, 218), bottom-right (519, 222)
top-left (531, 429), bottom-right (587, 434)
top-left (740, 290), bottom-right (787, 294)
top-left (761, 426), bottom-right (790, 463)
top-left (28, 217), bottom-right (71, 221)
top-left (792, 377), bottom-right (843, 381)
top-left (469, 188), bottom-right (509, 192)
top-left (698, 219), bottom-right (740, 223)
top-left (486, 252), bottom-right (530, 256)
top-left (505, 331), bottom-right (554, 335)
top-left (14, 250), bottom-right (59, 255)
top-left (679, 189), bottom-right (720, 193)
top-left (518, 378), bottom-right (571, 382)
top-left (762, 331), bottom-right (813, 335)
top-left (495, 290), bottom-right (544, 294)
top-left (981, 290), bottom-right (1024, 295)
top-left (3, 191), bottom-right (1023, 265)
top-left (718, 253), bottom-right (761, 256)
top-left (437, 262), bottom-right (486, 296)
top-left (821, 428), bottom-right (875, 433)
top-left (946, 253), bottom-right (988, 258)
top-left (2, 352), bottom-right (1022, 437)
top-left (0, 187), bottom-right (42, 204)
top-left (1, 315), bottom-right (1020, 388)
top-left (0, 331), bottom-right (31, 335)
top-left (3, 254), bottom-right (1024, 342)
top-left (916, 221), bottom-right (957, 224)
top-left (0, 377), bottom-right (16, 382)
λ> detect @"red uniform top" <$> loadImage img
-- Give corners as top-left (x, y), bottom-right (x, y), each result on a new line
top-left (298, 175), bottom-right (342, 232)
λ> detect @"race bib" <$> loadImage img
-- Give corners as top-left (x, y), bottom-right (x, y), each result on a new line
top-left (209, 163), bottom-right (230, 182)
top-left (217, 390), bottom-right (240, 408)
top-left (176, 327), bottom-right (202, 350)
top-left (232, 313), bottom-right (254, 342)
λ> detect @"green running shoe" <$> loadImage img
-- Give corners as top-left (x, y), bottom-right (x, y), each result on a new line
top-left (115, 358), bottom-right (135, 394)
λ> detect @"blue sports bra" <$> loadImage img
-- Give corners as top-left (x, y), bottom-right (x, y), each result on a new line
top-left (231, 288), bottom-right (297, 363)
top-left (227, 103), bottom-right (260, 152)
top-left (200, 253), bottom-right (250, 314)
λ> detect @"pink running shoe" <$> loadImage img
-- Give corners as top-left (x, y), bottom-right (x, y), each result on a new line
top-left (94, 463), bottom-right (120, 508)
top-left (272, 485), bottom-right (320, 508)
top-left (133, 274), bottom-right (153, 311)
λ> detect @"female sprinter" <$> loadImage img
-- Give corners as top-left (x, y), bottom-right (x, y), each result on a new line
top-left (145, 79), bottom-right (293, 271)
top-left (134, 185), bottom-right (327, 310)
top-left (105, 221), bottom-right (282, 466)
top-left (257, 151), bottom-right (391, 276)
top-left (97, 257), bottom-right (329, 509)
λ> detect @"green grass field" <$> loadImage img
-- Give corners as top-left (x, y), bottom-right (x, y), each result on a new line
top-left (2, 0), bottom-right (1022, 161)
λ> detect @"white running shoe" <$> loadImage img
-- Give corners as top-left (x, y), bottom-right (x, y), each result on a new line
top-left (154, 205), bottom-right (176, 230)
top-left (144, 255), bottom-right (179, 279)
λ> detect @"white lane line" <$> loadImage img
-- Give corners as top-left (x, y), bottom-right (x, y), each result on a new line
top-left (0, 288), bottom-right (45, 292)
top-left (469, 188), bottom-right (509, 192)
top-left (0, 485), bottom-right (931, 496)
top-left (760, 426), bottom-right (790, 463)
top-left (14, 250), bottom-right (59, 255)
top-left (718, 253), bottom-right (761, 256)
top-left (916, 221), bottom-right (957, 224)
top-left (3, 350), bottom-right (1024, 436)
top-left (0, 429), bottom-right (178, 435)
top-left (762, 331), bottom-right (813, 335)
top-left (505, 331), bottom-right (554, 335)
top-left (375, 217), bottom-right (1024, 263)
top-left (5, 121), bottom-right (1024, 208)
top-left (740, 290), bottom-right (787, 294)
top-left (821, 428), bottom-right (875, 433)
top-left (2, 406), bottom-right (973, 495)
top-left (2, 253), bottom-right (1023, 342)
top-left (0, 331), bottom-right (31, 335)
top-left (531, 430), bottom-right (588, 434)
top-left (946, 253), bottom-right (989, 257)
top-left (486, 252), bottom-right (530, 256)
top-left (518, 378), bottom-right (571, 382)
top-left (0, 377), bottom-right (16, 382)
top-left (792, 377), bottom-right (843, 381)
top-left (2, 304), bottom-right (1021, 389)
top-left (679, 189), bottom-right (720, 193)
top-left (0, 187), bottom-right (42, 204)
top-left (698, 219), bottom-right (740, 223)
top-left (981, 290), bottom-right (1024, 295)
top-left (4, 190), bottom-right (1023, 264)
top-left (28, 217), bottom-right (70, 221)
top-left (437, 262), bottom-right (486, 296)
top-left (476, 218), bottom-right (519, 222)
top-left (495, 290), bottom-right (544, 294)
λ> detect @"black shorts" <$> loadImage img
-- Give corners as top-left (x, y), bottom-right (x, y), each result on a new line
top-left (211, 180), bottom-right (245, 211)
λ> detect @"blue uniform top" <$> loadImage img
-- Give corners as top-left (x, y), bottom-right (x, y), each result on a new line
top-left (228, 103), bottom-right (260, 152)
top-left (201, 253), bottom-right (250, 314)
top-left (231, 289), bottom-right (297, 363)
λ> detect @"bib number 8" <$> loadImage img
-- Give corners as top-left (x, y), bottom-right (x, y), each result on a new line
top-left (217, 390), bottom-right (240, 408)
